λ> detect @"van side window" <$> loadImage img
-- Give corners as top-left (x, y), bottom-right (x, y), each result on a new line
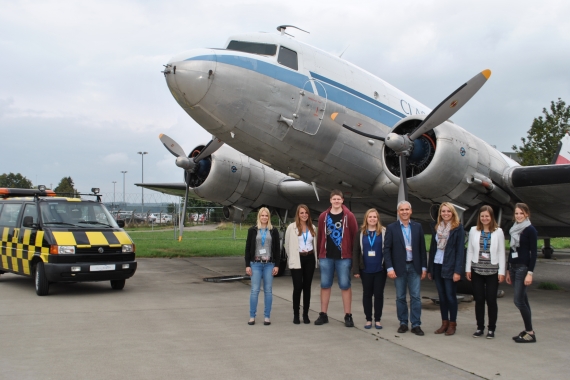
top-left (21, 204), bottom-right (38, 226)
top-left (278, 46), bottom-right (298, 70)
top-left (0, 203), bottom-right (23, 227)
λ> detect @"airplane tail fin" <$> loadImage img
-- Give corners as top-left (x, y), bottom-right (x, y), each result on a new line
top-left (552, 132), bottom-right (570, 165)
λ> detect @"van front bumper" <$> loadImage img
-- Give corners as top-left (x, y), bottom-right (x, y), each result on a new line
top-left (44, 261), bottom-right (137, 282)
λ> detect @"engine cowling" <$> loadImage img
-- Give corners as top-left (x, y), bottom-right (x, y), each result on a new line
top-left (382, 117), bottom-right (472, 201)
top-left (186, 145), bottom-right (294, 221)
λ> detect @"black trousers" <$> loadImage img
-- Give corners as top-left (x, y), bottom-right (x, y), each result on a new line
top-left (290, 254), bottom-right (316, 314)
top-left (360, 269), bottom-right (387, 322)
top-left (472, 271), bottom-right (499, 331)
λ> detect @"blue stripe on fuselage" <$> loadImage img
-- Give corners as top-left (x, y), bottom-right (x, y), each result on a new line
top-left (309, 72), bottom-right (406, 119)
top-left (186, 54), bottom-right (403, 127)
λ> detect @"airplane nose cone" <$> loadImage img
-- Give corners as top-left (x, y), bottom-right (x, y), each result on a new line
top-left (164, 49), bottom-right (217, 108)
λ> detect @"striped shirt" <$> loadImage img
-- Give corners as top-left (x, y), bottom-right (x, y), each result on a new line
top-left (472, 232), bottom-right (498, 275)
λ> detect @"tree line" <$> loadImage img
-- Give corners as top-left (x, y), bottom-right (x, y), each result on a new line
top-left (0, 174), bottom-right (77, 195)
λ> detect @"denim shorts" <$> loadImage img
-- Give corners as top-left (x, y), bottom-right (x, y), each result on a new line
top-left (319, 258), bottom-right (352, 290)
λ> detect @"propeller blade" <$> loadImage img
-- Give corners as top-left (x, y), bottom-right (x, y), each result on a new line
top-left (159, 133), bottom-right (186, 158)
top-left (193, 137), bottom-right (224, 162)
top-left (409, 69), bottom-right (491, 141)
top-left (332, 112), bottom-right (387, 141)
top-left (397, 154), bottom-right (409, 204)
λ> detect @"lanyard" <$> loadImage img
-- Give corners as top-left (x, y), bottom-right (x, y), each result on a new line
top-left (482, 231), bottom-right (490, 252)
top-left (260, 228), bottom-right (268, 247)
top-left (401, 224), bottom-right (411, 246)
top-left (302, 228), bottom-right (309, 245)
top-left (367, 231), bottom-right (377, 248)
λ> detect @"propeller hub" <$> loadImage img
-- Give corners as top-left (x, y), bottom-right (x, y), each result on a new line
top-left (385, 133), bottom-right (413, 155)
top-left (176, 156), bottom-right (196, 170)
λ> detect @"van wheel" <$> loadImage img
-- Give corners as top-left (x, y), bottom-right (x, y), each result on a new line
top-left (35, 262), bottom-right (50, 296)
top-left (110, 279), bottom-right (125, 290)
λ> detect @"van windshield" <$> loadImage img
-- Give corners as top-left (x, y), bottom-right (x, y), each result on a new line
top-left (40, 201), bottom-right (119, 228)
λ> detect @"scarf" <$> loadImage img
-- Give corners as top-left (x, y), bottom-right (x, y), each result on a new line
top-left (509, 219), bottom-right (531, 251)
top-left (436, 221), bottom-right (451, 250)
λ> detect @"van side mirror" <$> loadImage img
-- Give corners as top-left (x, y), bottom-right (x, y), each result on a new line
top-left (117, 220), bottom-right (125, 228)
top-left (23, 216), bottom-right (36, 228)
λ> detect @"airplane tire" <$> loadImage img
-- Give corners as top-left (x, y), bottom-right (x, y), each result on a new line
top-left (111, 279), bottom-right (126, 290)
top-left (542, 247), bottom-right (553, 259)
top-left (35, 262), bottom-right (50, 296)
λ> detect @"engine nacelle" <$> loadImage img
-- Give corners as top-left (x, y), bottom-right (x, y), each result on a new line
top-left (382, 116), bottom-right (472, 201)
top-left (187, 145), bottom-right (294, 221)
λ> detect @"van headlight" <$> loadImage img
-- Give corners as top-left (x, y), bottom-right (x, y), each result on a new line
top-left (122, 244), bottom-right (134, 253)
top-left (50, 245), bottom-right (76, 254)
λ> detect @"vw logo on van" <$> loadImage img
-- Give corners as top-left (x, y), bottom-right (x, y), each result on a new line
top-left (98, 247), bottom-right (104, 253)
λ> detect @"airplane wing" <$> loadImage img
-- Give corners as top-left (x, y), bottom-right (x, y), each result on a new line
top-left (506, 164), bottom-right (570, 236)
top-left (137, 183), bottom-right (188, 197)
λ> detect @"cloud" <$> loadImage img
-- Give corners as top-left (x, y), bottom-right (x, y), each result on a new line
top-left (1, 0), bottom-right (569, 196)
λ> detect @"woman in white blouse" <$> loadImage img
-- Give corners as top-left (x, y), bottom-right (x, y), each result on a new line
top-left (284, 204), bottom-right (318, 324)
top-left (465, 205), bottom-right (506, 339)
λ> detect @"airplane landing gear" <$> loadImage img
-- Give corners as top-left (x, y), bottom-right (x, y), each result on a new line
top-left (542, 238), bottom-right (554, 259)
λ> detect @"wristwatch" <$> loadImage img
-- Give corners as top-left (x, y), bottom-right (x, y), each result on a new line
top-left (527, 271), bottom-right (533, 275)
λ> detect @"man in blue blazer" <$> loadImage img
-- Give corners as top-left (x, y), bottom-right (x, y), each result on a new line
top-left (384, 201), bottom-right (427, 336)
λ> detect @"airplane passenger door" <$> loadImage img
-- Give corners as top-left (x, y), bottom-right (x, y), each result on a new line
top-left (293, 80), bottom-right (327, 135)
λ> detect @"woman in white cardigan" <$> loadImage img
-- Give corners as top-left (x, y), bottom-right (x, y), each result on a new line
top-left (284, 205), bottom-right (318, 324)
top-left (465, 205), bottom-right (506, 339)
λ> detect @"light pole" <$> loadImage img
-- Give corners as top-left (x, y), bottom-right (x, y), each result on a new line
top-left (137, 152), bottom-right (148, 213)
top-left (121, 171), bottom-right (127, 207)
top-left (112, 181), bottom-right (117, 210)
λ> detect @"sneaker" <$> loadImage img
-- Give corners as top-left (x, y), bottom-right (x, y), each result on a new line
top-left (344, 313), bottom-right (354, 327)
top-left (472, 330), bottom-right (484, 338)
top-left (397, 324), bottom-right (409, 333)
top-left (314, 312), bottom-right (329, 325)
top-left (486, 331), bottom-right (495, 339)
top-left (514, 332), bottom-right (536, 343)
top-left (512, 331), bottom-right (525, 340)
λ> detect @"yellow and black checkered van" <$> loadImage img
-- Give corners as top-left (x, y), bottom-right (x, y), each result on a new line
top-left (0, 187), bottom-right (137, 295)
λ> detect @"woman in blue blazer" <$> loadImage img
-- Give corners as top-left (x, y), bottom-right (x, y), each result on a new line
top-left (428, 202), bottom-right (465, 336)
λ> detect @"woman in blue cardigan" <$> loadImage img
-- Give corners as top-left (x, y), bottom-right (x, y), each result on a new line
top-left (506, 203), bottom-right (538, 343)
top-left (428, 203), bottom-right (465, 336)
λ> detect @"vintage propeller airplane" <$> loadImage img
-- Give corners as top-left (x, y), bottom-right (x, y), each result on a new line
top-left (139, 25), bottom-right (570, 257)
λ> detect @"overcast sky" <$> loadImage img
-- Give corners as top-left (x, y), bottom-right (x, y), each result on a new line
top-left (1, 0), bottom-right (569, 199)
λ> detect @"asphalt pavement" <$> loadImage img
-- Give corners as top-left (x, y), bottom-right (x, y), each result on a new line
top-left (0, 255), bottom-right (569, 380)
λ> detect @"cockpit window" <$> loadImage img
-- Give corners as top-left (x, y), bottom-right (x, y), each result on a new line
top-left (278, 46), bottom-right (298, 70)
top-left (227, 40), bottom-right (277, 56)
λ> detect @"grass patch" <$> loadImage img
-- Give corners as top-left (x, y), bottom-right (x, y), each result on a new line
top-left (538, 282), bottom-right (562, 290)
top-left (130, 226), bottom-right (250, 258)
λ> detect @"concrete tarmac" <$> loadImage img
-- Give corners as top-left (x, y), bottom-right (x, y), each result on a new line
top-left (1, 256), bottom-right (569, 380)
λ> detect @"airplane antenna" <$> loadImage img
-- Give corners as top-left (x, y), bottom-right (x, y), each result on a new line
top-left (339, 44), bottom-right (350, 58)
top-left (276, 25), bottom-right (310, 37)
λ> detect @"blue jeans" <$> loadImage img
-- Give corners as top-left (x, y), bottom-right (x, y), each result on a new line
top-left (249, 262), bottom-right (274, 319)
top-left (394, 263), bottom-right (422, 327)
top-left (319, 258), bottom-right (352, 290)
top-left (510, 264), bottom-right (533, 331)
top-left (432, 264), bottom-right (458, 322)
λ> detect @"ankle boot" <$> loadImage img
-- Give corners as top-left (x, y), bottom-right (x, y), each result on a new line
top-left (445, 322), bottom-right (457, 336)
top-left (293, 308), bottom-right (300, 324)
top-left (434, 320), bottom-right (449, 334)
top-left (303, 307), bottom-right (310, 324)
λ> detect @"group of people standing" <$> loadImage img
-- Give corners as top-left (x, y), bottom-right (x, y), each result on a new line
top-left (244, 191), bottom-right (538, 343)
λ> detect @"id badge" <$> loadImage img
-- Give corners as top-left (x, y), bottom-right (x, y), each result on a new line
top-left (368, 251), bottom-right (376, 257)
top-left (511, 250), bottom-right (518, 259)
top-left (259, 249), bottom-right (267, 255)
top-left (482, 252), bottom-right (490, 259)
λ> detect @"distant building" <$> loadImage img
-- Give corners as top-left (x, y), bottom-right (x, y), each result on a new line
top-left (502, 152), bottom-right (521, 163)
